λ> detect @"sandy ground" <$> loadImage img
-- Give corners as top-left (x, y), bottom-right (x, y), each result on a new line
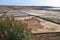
top-left (32, 17), bottom-right (60, 33)
top-left (22, 10), bottom-right (60, 23)
top-left (15, 16), bottom-right (60, 33)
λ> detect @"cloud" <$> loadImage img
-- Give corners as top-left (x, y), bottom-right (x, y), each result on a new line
top-left (47, 0), bottom-right (60, 7)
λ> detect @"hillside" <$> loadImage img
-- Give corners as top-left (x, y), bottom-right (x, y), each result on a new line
top-left (0, 5), bottom-right (53, 10)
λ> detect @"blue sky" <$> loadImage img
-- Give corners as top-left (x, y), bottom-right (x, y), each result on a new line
top-left (0, 0), bottom-right (60, 7)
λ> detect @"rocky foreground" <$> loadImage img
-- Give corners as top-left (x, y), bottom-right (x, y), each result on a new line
top-left (15, 16), bottom-right (60, 40)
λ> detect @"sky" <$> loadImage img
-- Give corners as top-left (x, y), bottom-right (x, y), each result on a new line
top-left (0, 0), bottom-right (60, 7)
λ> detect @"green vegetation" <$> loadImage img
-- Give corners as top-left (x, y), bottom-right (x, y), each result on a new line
top-left (0, 16), bottom-right (31, 40)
